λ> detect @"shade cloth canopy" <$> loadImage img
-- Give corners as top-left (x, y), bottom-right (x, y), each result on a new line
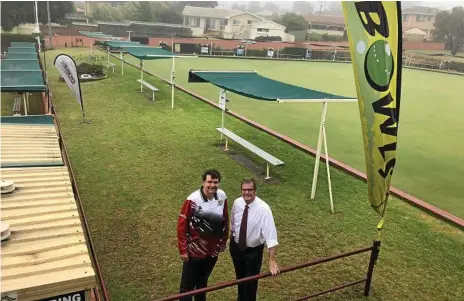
top-left (188, 71), bottom-right (354, 101)
top-left (78, 31), bottom-right (121, 40)
top-left (4, 53), bottom-right (38, 59)
top-left (123, 46), bottom-right (178, 60)
top-left (0, 60), bottom-right (41, 71)
top-left (8, 47), bottom-right (37, 53)
top-left (10, 42), bottom-right (36, 48)
top-left (1, 70), bottom-right (46, 92)
top-left (97, 40), bottom-right (141, 48)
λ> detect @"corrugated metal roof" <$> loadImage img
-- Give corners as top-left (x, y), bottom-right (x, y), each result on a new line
top-left (1, 122), bottom-right (63, 168)
top-left (402, 6), bottom-right (439, 15)
top-left (182, 5), bottom-right (242, 18)
top-left (1, 166), bottom-right (96, 299)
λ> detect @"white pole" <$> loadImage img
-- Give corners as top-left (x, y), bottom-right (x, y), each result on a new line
top-left (23, 93), bottom-right (28, 116)
top-left (171, 57), bottom-right (175, 109)
top-left (322, 120), bottom-right (334, 213)
top-left (311, 101), bottom-right (329, 200)
top-left (35, 1), bottom-right (41, 52)
top-left (220, 89), bottom-right (226, 140)
top-left (107, 46), bottom-right (110, 62)
top-left (120, 50), bottom-right (124, 76)
top-left (140, 59), bottom-right (143, 92)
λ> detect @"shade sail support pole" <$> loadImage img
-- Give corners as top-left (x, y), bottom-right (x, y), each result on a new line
top-left (140, 59), bottom-right (143, 92)
top-left (220, 89), bottom-right (226, 141)
top-left (171, 57), bottom-right (175, 109)
top-left (311, 101), bottom-right (329, 203)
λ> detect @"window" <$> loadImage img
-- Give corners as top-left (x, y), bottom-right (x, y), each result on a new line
top-left (233, 20), bottom-right (240, 25)
top-left (247, 20), bottom-right (253, 25)
top-left (416, 15), bottom-right (425, 22)
top-left (257, 28), bottom-right (270, 32)
top-left (195, 17), bottom-right (200, 27)
top-left (428, 16), bottom-right (433, 21)
top-left (220, 19), bottom-right (228, 26)
top-left (402, 15), bottom-right (409, 22)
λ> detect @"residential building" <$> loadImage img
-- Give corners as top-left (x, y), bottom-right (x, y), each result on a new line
top-left (304, 15), bottom-right (346, 37)
top-left (181, 6), bottom-right (294, 42)
top-left (402, 6), bottom-right (439, 41)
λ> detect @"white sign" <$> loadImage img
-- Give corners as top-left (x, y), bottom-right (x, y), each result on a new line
top-left (54, 54), bottom-right (83, 109)
top-left (267, 50), bottom-right (274, 58)
top-left (219, 90), bottom-right (226, 110)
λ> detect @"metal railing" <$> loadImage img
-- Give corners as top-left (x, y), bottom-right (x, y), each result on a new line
top-left (153, 241), bottom-right (381, 301)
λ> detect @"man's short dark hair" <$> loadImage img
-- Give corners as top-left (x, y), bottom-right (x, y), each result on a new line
top-left (202, 169), bottom-right (221, 182)
top-left (241, 178), bottom-right (256, 190)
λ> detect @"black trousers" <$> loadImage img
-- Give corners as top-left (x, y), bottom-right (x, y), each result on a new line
top-left (229, 240), bottom-right (264, 301)
top-left (179, 256), bottom-right (218, 301)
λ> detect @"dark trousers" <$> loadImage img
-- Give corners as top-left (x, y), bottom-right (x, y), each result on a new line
top-left (229, 240), bottom-right (264, 301)
top-left (179, 256), bottom-right (218, 301)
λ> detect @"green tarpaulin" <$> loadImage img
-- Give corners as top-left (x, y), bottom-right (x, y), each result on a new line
top-left (1, 60), bottom-right (41, 71)
top-left (4, 53), bottom-right (38, 59)
top-left (123, 46), bottom-right (177, 60)
top-left (188, 71), bottom-right (353, 101)
top-left (8, 47), bottom-right (37, 53)
top-left (1, 70), bottom-right (45, 92)
top-left (78, 31), bottom-right (121, 40)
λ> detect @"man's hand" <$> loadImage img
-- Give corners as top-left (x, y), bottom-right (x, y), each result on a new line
top-left (180, 253), bottom-right (189, 262)
top-left (269, 259), bottom-right (280, 276)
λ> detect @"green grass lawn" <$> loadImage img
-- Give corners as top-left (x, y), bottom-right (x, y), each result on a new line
top-left (120, 54), bottom-right (464, 220)
top-left (43, 48), bottom-right (464, 301)
top-left (1, 92), bottom-right (44, 116)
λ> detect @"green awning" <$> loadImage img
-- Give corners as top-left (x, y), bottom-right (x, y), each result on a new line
top-left (4, 53), bottom-right (38, 60)
top-left (10, 42), bottom-right (36, 47)
top-left (0, 60), bottom-right (41, 71)
top-left (188, 71), bottom-right (354, 101)
top-left (1, 70), bottom-right (46, 92)
top-left (123, 46), bottom-right (177, 60)
top-left (8, 47), bottom-right (37, 53)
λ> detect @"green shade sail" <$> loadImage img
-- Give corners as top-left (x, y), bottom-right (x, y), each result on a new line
top-left (10, 42), bottom-right (36, 48)
top-left (123, 46), bottom-right (177, 60)
top-left (1, 60), bottom-right (41, 71)
top-left (8, 47), bottom-right (37, 53)
top-left (1, 70), bottom-right (46, 92)
top-left (4, 53), bottom-right (38, 59)
top-left (78, 30), bottom-right (121, 40)
top-left (99, 41), bottom-right (141, 48)
top-left (188, 71), bottom-right (354, 101)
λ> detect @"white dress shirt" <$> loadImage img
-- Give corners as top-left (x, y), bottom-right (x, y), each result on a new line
top-left (230, 196), bottom-right (278, 249)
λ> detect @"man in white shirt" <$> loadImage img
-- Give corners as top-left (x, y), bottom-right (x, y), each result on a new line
top-left (229, 178), bottom-right (279, 301)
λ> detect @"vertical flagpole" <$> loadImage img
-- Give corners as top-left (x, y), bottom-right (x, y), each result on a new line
top-left (311, 100), bottom-right (329, 201)
top-left (171, 57), bottom-right (175, 109)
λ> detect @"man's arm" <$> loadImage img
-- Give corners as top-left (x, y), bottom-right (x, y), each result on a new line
top-left (177, 200), bottom-right (191, 261)
top-left (268, 247), bottom-right (279, 276)
top-left (263, 206), bottom-right (279, 276)
top-left (219, 198), bottom-right (230, 252)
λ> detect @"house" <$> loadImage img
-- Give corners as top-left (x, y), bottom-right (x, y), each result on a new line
top-left (403, 27), bottom-right (427, 42)
top-left (304, 15), bottom-right (346, 37)
top-left (402, 6), bottom-right (439, 41)
top-left (181, 6), bottom-right (294, 42)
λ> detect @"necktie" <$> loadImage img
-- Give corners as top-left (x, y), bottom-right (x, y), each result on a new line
top-left (238, 205), bottom-right (249, 250)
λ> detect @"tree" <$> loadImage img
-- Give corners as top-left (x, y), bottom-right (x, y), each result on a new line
top-left (434, 6), bottom-right (464, 55)
top-left (292, 1), bottom-right (313, 15)
top-left (1, 1), bottom-right (74, 31)
top-left (275, 13), bottom-right (308, 32)
top-left (247, 2), bottom-right (261, 13)
top-left (174, 1), bottom-right (217, 10)
top-left (158, 7), bottom-right (183, 24)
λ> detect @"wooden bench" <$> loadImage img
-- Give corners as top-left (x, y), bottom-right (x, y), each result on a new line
top-left (105, 61), bottom-right (116, 73)
top-left (12, 97), bottom-right (21, 116)
top-left (137, 79), bottom-right (159, 101)
top-left (216, 127), bottom-right (284, 179)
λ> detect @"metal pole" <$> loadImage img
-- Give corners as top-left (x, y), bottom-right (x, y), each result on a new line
top-left (311, 101), bottom-right (328, 200)
top-left (171, 57), bottom-right (175, 109)
top-left (364, 240), bottom-right (381, 296)
top-left (322, 117), bottom-right (334, 213)
top-left (120, 50), bottom-right (124, 76)
top-left (47, 1), bottom-right (52, 49)
top-left (140, 59), bottom-right (143, 92)
top-left (35, 1), bottom-right (41, 52)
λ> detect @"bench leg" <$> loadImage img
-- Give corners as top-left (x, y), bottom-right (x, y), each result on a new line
top-left (265, 163), bottom-right (271, 180)
top-left (140, 85), bottom-right (143, 92)
top-left (224, 137), bottom-right (229, 151)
